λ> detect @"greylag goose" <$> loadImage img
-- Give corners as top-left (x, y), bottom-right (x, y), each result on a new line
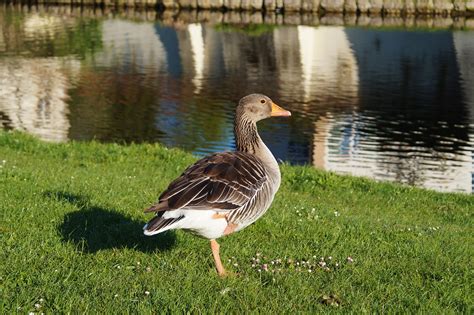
top-left (143, 94), bottom-right (291, 276)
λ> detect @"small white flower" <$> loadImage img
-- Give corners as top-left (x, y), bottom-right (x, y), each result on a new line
top-left (39, 298), bottom-right (44, 303)
top-left (114, 294), bottom-right (119, 298)
top-left (144, 291), bottom-right (150, 296)
top-left (34, 303), bottom-right (41, 309)
top-left (347, 256), bottom-right (354, 263)
top-left (220, 287), bottom-right (231, 295)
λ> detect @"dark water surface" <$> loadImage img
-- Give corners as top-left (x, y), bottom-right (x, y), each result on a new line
top-left (1, 6), bottom-right (473, 193)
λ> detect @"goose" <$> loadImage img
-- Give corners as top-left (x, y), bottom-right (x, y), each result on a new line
top-left (143, 93), bottom-right (291, 276)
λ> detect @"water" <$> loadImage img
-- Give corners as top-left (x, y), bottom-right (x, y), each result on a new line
top-left (1, 6), bottom-right (473, 193)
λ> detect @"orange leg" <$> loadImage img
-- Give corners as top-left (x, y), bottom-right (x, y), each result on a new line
top-left (210, 239), bottom-right (227, 277)
top-left (223, 222), bottom-right (237, 235)
top-left (212, 213), bottom-right (238, 236)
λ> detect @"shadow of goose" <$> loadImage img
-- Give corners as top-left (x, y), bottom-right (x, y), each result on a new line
top-left (45, 191), bottom-right (175, 253)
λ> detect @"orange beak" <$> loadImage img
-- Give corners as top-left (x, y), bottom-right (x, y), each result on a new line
top-left (270, 102), bottom-right (291, 117)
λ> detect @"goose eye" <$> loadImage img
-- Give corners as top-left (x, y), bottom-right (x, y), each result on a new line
top-left (260, 99), bottom-right (266, 104)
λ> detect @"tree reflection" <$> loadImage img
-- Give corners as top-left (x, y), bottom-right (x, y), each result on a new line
top-left (0, 6), bottom-right (102, 58)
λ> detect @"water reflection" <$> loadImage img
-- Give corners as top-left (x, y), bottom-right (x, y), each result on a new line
top-left (0, 56), bottom-right (79, 141)
top-left (0, 6), bottom-right (473, 193)
top-left (188, 23), bottom-right (205, 94)
top-left (296, 26), bottom-right (359, 103)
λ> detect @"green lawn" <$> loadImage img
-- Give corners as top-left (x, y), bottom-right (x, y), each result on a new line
top-left (1, 131), bottom-right (473, 313)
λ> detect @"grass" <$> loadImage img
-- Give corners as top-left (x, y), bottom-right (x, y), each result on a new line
top-left (1, 131), bottom-right (473, 313)
top-left (214, 23), bottom-right (278, 36)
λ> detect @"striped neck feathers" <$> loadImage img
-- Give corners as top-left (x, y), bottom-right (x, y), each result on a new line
top-left (234, 109), bottom-right (281, 183)
top-left (234, 110), bottom-right (281, 182)
top-left (234, 111), bottom-right (261, 154)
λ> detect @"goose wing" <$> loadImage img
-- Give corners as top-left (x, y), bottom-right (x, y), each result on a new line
top-left (145, 152), bottom-right (267, 213)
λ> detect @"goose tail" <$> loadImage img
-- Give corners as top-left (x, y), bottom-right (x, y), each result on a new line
top-left (143, 214), bottom-right (184, 235)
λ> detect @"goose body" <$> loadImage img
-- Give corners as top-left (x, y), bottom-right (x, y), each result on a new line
top-left (144, 151), bottom-right (278, 239)
top-left (143, 94), bottom-right (291, 276)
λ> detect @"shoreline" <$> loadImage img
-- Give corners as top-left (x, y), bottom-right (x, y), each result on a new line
top-left (2, 0), bottom-right (474, 15)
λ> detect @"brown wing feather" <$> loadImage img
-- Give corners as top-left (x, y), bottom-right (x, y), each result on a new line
top-left (145, 152), bottom-right (267, 213)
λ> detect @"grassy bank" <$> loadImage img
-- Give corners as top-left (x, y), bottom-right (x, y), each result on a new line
top-left (1, 131), bottom-right (472, 313)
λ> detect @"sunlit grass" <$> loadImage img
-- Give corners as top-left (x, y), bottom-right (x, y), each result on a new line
top-left (1, 131), bottom-right (472, 313)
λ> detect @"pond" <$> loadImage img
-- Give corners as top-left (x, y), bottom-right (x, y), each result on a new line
top-left (0, 5), bottom-right (473, 193)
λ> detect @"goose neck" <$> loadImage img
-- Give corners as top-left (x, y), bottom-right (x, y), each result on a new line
top-left (234, 113), bottom-right (260, 154)
top-left (234, 113), bottom-right (280, 180)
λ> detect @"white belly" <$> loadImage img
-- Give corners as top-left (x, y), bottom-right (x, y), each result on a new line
top-left (163, 210), bottom-right (228, 240)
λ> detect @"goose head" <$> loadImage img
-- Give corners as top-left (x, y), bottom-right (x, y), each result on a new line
top-left (237, 93), bottom-right (291, 122)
